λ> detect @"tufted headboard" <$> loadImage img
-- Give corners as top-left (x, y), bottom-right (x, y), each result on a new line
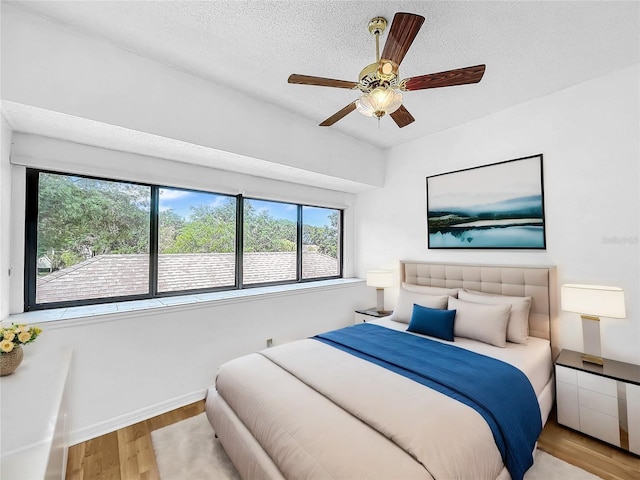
top-left (400, 261), bottom-right (558, 356)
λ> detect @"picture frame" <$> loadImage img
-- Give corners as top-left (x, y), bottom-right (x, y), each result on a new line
top-left (426, 154), bottom-right (546, 249)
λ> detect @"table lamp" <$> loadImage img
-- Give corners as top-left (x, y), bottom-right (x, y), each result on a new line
top-left (366, 270), bottom-right (394, 314)
top-left (561, 284), bottom-right (626, 365)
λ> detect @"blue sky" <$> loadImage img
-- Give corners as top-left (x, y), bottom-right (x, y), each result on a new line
top-left (158, 189), bottom-right (228, 218)
top-left (158, 189), bottom-right (335, 227)
top-left (428, 157), bottom-right (541, 210)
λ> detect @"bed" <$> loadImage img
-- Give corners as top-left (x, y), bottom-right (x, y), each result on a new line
top-left (205, 261), bottom-right (558, 480)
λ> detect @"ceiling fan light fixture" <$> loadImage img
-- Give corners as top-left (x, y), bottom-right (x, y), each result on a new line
top-left (356, 86), bottom-right (403, 118)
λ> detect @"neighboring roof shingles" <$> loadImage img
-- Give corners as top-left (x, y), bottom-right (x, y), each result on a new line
top-left (36, 252), bottom-right (338, 304)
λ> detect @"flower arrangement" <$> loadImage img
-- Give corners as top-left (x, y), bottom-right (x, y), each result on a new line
top-left (0, 324), bottom-right (42, 354)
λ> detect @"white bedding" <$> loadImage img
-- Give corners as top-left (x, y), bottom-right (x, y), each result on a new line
top-left (212, 338), bottom-right (506, 479)
top-left (371, 317), bottom-right (553, 397)
top-left (209, 321), bottom-right (554, 480)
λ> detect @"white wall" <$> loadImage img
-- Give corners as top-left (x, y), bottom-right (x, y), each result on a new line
top-left (33, 281), bottom-right (367, 444)
top-left (0, 117), bottom-right (12, 319)
top-left (355, 65), bottom-right (640, 364)
top-left (0, 3), bottom-right (385, 188)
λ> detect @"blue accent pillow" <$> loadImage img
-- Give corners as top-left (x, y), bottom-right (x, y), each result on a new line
top-left (407, 303), bottom-right (456, 341)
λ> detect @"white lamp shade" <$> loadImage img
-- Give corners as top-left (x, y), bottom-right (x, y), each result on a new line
top-left (366, 270), bottom-right (394, 288)
top-left (561, 284), bottom-right (626, 318)
top-left (356, 87), bottom-right (403, 117)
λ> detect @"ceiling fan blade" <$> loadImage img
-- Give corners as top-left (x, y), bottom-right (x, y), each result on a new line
top-left (403, 64), bottom-right (486, 91)
top-left (288, 74), bottom-right (359, 89)
top-left (319, 102), bottom-right (357, 126)
top-left (380, 13), bottom-right (425, 67)
top-left (390, 105), bottom-right (415, 128)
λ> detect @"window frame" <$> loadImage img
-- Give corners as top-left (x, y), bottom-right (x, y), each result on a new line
top-left (23, 168), bottom-right (344, 311)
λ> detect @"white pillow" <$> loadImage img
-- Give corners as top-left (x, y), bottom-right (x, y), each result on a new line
top-left (458, 289), bottom-right (532, 344)
top-left (402, 282), bottom-right (459, 298)
top-left (448, 296), bottom-right (511, 348)
top-left (390, 289), bottom-right (449, 324)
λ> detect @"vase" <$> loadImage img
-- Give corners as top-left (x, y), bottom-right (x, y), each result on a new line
top-left (1, 345), bottom-right (24, 376)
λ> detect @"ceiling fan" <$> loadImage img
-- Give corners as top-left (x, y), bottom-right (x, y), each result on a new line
top-left (288, 12), bottom-right (486, 128)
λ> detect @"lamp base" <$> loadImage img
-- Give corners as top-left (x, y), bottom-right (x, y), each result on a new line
top-left (581, 315), bottom-right (603, 366)
top-left (376, 288), bottom-right (386, 313)
top-left (581, 353), bottom-right (604, 365)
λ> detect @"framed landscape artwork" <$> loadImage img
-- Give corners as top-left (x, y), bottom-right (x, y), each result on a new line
top-left (426, 154), bottom-right (546, 249)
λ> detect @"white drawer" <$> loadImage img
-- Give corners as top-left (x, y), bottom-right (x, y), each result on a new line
top-left (577, 371), bottom-right (617, 397)
top-left (556, 381), bottom-right (580, 430)
top-left (579, 387), bottom-right (619, 417)
top-left (556, 365), bottom-right (577, 385)
top-left (579, 405), bottom-right (620, 446)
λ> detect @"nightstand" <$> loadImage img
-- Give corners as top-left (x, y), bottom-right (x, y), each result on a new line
top-left (555, 349), bottom-right (640, 455)
top-left (354, 308), bottom-right (392, 324)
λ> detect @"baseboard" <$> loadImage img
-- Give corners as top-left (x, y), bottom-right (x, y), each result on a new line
top-left (68, 389), bottom-right (208, 446)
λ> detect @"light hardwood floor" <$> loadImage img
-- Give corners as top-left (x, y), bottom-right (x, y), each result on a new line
top-left (537, 409), bottom-right (640, 480)
top-left (66, 401), bottom-right (205, 480)
top-left (67, 402), bottom-right (639, 480)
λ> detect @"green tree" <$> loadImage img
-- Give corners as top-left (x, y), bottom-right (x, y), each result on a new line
top-left (38, 174), bottom-right (150, 270)
top-left (38, 174), bottom-right (339, 272)
top-left (164, 198), bottom-right (237, 253)
top-left (303, 211), bottom-right (339, 258)
top-left (243, 202), bottom-right (296, 252)
top-left (159, 209), bottom-right (186, 253)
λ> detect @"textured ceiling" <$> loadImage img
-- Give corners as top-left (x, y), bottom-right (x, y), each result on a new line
top-left (4, 0), bottom-right (640, 150)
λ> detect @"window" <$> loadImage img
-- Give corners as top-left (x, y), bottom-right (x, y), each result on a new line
top-left (24, 169), bottom-right (343, 310)
top-left (302, 206), bottom-right (341, 280)
top-left (32, 172), bottom-right (151, 305)
top-left (158, 188), bottom-right (237, 292)
top-left (243, 199), bottom-right (298, 285)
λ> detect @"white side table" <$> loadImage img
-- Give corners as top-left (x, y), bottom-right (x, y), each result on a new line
top-left (1, 347), bottom-right (72, 480)
top-left (555, 348), bottom-right (640, 455)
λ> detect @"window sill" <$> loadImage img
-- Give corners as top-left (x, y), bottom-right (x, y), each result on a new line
top-left (6, 278), bottom-right (365, 329)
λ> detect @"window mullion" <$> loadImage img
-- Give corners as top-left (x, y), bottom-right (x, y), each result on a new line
top-left (296, 205), bottom-right (303, 281)
top-left (149, 186), bottom-right (159, 296)
top-left (236, 194), bottom-right (244, 289)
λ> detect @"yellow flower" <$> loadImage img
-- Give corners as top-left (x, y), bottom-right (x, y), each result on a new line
top-left (18, 332), bottom-right (31, 343)
top-left (15, 325), bottom-right (29, 334)
top-left (3, 331), bottom-right (15, 342)
top-left (0, 340), bottom-right (15, 353)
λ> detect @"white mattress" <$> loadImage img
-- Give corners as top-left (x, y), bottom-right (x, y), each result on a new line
top-left (370, 317), bottom-right (553, 398)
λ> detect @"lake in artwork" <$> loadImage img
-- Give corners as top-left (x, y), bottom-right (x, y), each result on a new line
top-left (426, 156), bottom-right (546, 249)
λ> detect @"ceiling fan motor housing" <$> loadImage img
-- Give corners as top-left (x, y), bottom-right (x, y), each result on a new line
top-left (358, 62), bottom-right (399, 93)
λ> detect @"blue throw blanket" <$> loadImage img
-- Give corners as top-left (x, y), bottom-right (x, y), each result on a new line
top-left (313, 323), bottom-right (542, 480)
